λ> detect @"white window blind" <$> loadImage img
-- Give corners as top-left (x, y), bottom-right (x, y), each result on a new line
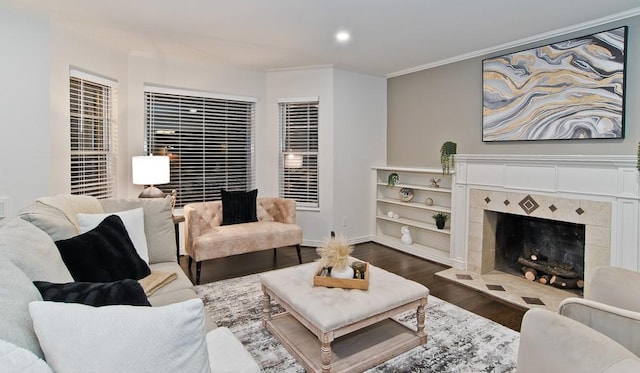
top-left (69, 70), bottom-right (117, 199)
top-left (145, 87), bottom-right (255, 207)
top-left (279, 99), bottom-right (319, 208)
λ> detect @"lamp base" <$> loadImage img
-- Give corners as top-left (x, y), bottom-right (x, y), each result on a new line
top-left (138, 186), bottom-right (166, 198)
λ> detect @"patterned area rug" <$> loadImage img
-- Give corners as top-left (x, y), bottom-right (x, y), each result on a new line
top-left (196, 273), bottom-right (520, 372)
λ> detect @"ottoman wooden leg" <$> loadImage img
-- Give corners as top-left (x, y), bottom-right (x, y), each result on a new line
top-left (261, 287), bottom-right (272, 328)
top-left (416, 297), bottom-right (427, 343)
top-left (320, 333), bottom-right (334, 373)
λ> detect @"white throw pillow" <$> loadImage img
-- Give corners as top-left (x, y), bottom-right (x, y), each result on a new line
top-left (28, 299), bottom-right (211, 373)
top-left (0, 339), bottom-right (52, 373)
top-left (77, 207), bottom-right (150, 263)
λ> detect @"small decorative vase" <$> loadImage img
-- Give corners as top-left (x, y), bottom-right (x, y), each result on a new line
top-left (399, 188), bottom-right (414, 202)
top-left (331, 265), bottom-right (354, 279)
top-left (424, 198), bottom-right (433, 206)
top-left (400, 226), bottom-right (413, 245)
top-left (436, 220), bottom-right (445, 229)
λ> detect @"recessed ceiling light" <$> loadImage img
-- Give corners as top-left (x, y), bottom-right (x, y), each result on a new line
top-left (336, 31), bottom-right (350, 43)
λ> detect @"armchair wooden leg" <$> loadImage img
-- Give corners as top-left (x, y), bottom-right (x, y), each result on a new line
top-left (188, 256), bottom-right (193, 269)
top-left (273, 248), bottom-right (277, 259)
top-left (296, 244), bottom-right (302, 264)
top-left (196, 261), bottom-right (202, 285)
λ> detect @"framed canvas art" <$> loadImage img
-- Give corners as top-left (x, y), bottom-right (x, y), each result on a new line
top-left (482, 26), bottom-right (627, 142)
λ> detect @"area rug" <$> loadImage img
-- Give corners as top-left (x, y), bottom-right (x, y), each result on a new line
top-left (196, 273), bottom-right (520, 372)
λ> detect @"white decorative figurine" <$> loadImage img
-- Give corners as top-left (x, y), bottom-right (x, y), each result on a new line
top-left (400, 226), bottom-right (413, 245)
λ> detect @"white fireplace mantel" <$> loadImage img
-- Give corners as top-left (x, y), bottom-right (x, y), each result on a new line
top-left (451, 154), bottom-right (640, 274)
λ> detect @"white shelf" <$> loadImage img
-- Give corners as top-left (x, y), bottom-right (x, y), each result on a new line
top-left (377, 198), bottom-right (451, 213)
top-left (377, 182), bottom-right (452, 193)
top-left (373, 166), bottom-right (454, 175)
top-left (373, 167), bottom-right (455, 267)
top-left (376, 215), bottom-right (450, 235)
top-left (372, 234), bottom-right (452, 265)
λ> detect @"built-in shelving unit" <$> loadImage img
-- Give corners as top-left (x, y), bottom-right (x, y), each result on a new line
top-left (372, 166), bottom-right (455, 266)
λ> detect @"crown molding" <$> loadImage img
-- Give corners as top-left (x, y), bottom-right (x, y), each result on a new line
top-left (387, 7), bottom-right (640, 78)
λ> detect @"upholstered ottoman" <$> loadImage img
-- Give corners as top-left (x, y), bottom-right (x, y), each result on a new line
top-left (260, 261), bottom-right (429, 373)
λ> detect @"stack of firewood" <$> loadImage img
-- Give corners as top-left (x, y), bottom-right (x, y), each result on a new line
top-left (518, 250), bottom-right (584, 289)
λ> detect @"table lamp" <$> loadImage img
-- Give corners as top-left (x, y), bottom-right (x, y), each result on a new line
top-left (132, 155), bottom-right (170, 198)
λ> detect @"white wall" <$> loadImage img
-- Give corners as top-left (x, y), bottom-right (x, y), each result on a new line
top-left (0, 8), bottom-right (387, 248)
top-left (333, 69), bottom-right (387, 242)
top-left (48, 21), bottom-right (130, 196)
top-left (266, 67), bottom-right (334, 244)
top-left (266, 67), bottom-right (387, 245)
top-left (0, 4), bottom-right (50, 216)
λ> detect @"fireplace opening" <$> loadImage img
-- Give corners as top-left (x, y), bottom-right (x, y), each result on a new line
top-left (494, 212), bottom-right (585, 294)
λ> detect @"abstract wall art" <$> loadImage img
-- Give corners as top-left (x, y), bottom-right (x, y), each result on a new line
top-left (482, 26), bottom-right (627, 142)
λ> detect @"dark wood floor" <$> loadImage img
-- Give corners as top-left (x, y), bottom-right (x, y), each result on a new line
top-left (179, 241), bottom-right (526, 331)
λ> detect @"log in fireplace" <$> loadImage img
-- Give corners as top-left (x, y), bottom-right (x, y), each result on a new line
top-left (494, 212), bottom-right (585, 293)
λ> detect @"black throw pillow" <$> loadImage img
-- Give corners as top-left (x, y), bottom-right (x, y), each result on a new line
top-left (221, 189), bottom-right (258, 226)
top-left (55, 215), bottom-right (151, 282)
top-left (33, 279), bottom-right (151, 307)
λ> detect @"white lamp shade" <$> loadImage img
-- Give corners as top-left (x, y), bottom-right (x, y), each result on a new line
top-left (132, 156), bottom-right (170, 185)
top-left (284, 153), bottom-right (303, 169)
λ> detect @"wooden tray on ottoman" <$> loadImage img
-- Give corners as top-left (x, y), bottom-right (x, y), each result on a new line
top-left (313, 262), bottom-right (369, 290)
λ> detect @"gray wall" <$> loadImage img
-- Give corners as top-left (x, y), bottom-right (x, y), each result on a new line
top-left (388, 16), bottom-right (640, 168)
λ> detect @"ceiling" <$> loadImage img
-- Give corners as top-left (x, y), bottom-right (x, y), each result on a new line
top-left (5, 0), bottom-right (640, 77)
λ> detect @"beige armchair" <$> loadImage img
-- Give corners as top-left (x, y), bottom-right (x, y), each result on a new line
top-left (558, 266), bottom-right (640, 357)
top-left (184, 197), bottom-right (303, 284)
top-left (517, 308), bottom-right (640, 372)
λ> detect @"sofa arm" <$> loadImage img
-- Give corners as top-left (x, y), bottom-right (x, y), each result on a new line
top-left (184, 202), bottom-right (223, 255)
top-left (257, 198), bottom-right (296, 224)
top-left (517, 308), bottom-right (640, 373)
top-left (559, 297), bottom-right (640, 357)
top-left (589, 266), bottom-right (640, 313)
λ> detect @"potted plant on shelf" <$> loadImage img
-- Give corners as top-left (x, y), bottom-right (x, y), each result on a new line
top-left (432, 212), bottom-right (449, 230)
top-left (440, 141), bottom-right (457, 175)
top-left (387, 172), bottom-right (399, 188)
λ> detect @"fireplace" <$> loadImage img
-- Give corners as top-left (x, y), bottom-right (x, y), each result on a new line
top-left (493, 212), bottom-right (585, 293)
top-left (439, 154), bottom-right (638, 309)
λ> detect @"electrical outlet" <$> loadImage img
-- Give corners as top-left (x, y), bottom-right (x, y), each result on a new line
top-left (342, 216), bottom-right (348, 227)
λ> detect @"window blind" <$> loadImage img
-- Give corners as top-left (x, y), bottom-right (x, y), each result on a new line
top-left (145, 88), bottom-right (255, 207)
top-left (279, 99), bottom-right (319, 208)
top-left (69, 71), bottom-right (117, 199)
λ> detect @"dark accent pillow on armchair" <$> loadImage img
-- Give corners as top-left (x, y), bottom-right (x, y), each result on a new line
top-left (33, 279), bottom-right (151, 307)
top-left (221, 189), bottom-right (258, 225)
top-left (55, 215), bottom-right (151, 282)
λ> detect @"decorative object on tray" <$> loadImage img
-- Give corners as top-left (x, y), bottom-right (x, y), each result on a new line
top-left (387, 172), bottom-right (399, 188)
top-left (440, 141), bottom-right (456, 174)
top-left (400, 225), bottom-right (413, 245)
top-left (424, 198), bottom-right (434, 206)
top-left (433, 212), bottom-right (449, 230)
top-left (399, 187), bottom-right (414, 202)
top-left (316, 235), bottom-right (354, 279)
top-left (430, 178), bottom-right (441, 188)
top-left (313, 261), bottom-right (370, 290)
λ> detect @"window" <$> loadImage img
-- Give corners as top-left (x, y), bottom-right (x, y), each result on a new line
top-left (279, 98), bottom-right (319, 209)
top-left (144, 86), bottom-right (255, 207)
top-left (69, 70), bottom-right (117, 199)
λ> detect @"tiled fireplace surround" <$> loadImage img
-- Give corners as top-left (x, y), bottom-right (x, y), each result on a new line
top-left (440, 154), bottom-right (640, 310)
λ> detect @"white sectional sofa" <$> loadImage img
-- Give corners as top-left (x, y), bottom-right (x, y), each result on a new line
top-left (0, 194), bottom-right (259, 372)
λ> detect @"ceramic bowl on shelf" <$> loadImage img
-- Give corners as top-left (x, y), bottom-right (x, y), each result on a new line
top-left (399, 188), bottom-right (414, 202)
